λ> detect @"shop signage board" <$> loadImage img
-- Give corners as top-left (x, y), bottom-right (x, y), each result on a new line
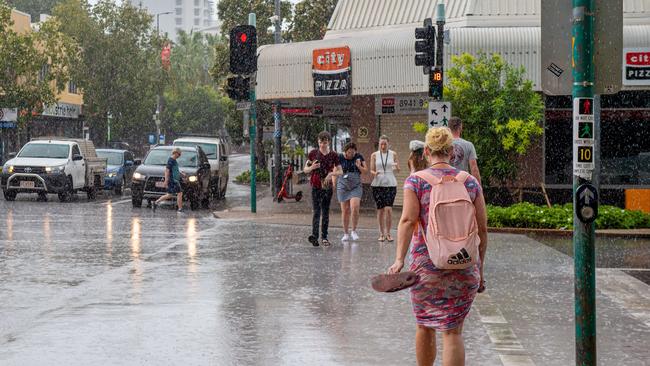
top-left (0, 108), bottom-right (18, 122)
top-left (374, 95), bottom-right (428, 115)
top-left (312, 47), bottom-right (351, 97)
top-left (42, 102), bottom-right (80, 119)
top-left (573, 97), bottom-right (595, 179)
top-left (428, 101), bottom-right (451, 127)
top-left (623, 48), bottom-right (650, 86)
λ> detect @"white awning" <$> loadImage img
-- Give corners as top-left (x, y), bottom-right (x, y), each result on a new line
top-left (256, 24), bottom-right (650, 100)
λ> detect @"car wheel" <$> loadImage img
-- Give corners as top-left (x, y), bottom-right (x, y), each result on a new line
top-left (201, 190), bottom-right (210, 209)
top-left (219, 178), bottom-right (228, 199)
top-left (114, 177), bottom-right (125, 195)
top-left (132, 195), bottom-right (142, 208)
top-left (190, 195), bottom-right (200, 210)
top-left (37, 192), bottom-right (48, 202)
top-left (87, 186), bottom-right (97, 200)
top-left (58, 176), bottom-right (73, 202)
top-left (211, 178), bottom-right (220, 199)
top-left (3, 190), bottom-right (16, 201)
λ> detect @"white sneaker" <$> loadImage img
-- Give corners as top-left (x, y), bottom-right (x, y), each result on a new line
top-left (350, 231), bottom-right (359, 241)
top-left (341, 234), bottom-right (350, 241)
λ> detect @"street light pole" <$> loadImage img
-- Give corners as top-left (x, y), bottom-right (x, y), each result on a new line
top-left (154, 11), bottom-right (172, 144)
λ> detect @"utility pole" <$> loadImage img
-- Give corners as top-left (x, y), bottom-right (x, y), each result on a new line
top-left (272, 0), bottom-right (283, 199)
top-left (572, 0), bottom-right (598, 364)
top-left (155, 11), bottom-right (172, 145)
top-left (249, 13), bottom-right (257, 213)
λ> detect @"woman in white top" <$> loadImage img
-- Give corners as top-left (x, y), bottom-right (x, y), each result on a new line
top-left (370, 135), bottom-right (400, 242)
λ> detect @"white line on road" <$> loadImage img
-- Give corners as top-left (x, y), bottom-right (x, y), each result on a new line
top-left (596, 268), bottom-right (650, 328)
top-left (474, 293), bottom-right (537, 366)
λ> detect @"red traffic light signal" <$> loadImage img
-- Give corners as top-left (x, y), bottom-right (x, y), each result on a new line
top-left (230, 25), bottom-right (257, 75)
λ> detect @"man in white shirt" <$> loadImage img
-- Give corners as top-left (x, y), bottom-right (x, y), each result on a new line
top-left (449, 117), bottom-right (482, 185)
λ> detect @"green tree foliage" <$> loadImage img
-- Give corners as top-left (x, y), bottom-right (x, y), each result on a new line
top-left (168, 30), bottom-right (218, 92)
top-left (54, 0), bottom-right (161, 144)
top-left (6, 0), bottom-right (60, 20)
top-left (0, 1), bottom-right (75, 119)
top-left (287, 0), bottom-right (337, 42)
top-left (163, 85), bottom-right (227, 136)
top-left (445, 53), bottom-right (544, 186)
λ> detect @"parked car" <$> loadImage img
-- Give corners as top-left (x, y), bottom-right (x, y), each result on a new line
top-left (96, 149), bottom-right (139, 195)
top-left (131, 145), bottom-right (211, 210)
top-left (173, 135), bottom-right (230, 199)
top-left (1, 138), bottom-right (106, 202)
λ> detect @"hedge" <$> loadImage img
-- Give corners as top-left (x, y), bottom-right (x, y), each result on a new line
top-left (487, 202), bottom-right (650, 230)
top-left (235, 169), bottom-right (270, 184)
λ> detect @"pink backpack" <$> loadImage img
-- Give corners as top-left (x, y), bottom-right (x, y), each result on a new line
top-left (414, 170), bottom-right (480, 270)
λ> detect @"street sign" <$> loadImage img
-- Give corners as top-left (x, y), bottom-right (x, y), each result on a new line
top-left (159, 134), bottom-right (165, 145)
top-left (236, 101), bottom-right (252, 110)
top-left (541, 0), bottom-right (622, 95)
top-left (576, 183), bottom-right (599, 224)
top-left (623, 48), bottom-right (650, 86)
top-left (428, 101), bottom-right (451, 127)
top-left (0, 108), bottom-right (17, 122)
top-left (148, 134), bottom-right (156, 145)
top-left (573, 97), bottom-right (595, 179)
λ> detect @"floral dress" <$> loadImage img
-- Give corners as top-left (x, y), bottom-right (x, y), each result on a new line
top-left (404, 167), bottom-right (482, 330)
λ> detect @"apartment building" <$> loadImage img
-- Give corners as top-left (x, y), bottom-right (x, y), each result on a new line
top-left (128, 0), bottom-right (217, 41)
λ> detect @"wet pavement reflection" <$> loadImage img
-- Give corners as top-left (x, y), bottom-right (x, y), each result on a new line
top-left (0, 155), bottom-right (648, 365)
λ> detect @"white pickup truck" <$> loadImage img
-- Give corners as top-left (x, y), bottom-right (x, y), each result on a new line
top-left (1, 138), bottom-right (107, 202)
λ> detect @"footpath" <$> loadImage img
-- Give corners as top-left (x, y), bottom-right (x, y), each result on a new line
top-left (213, 182), bottom-right (650, 365)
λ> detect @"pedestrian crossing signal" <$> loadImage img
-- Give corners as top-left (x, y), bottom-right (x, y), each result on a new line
top-left (429, 67), bottom-right (443, 100)
top-left (578, 98), bottom-right (593, 115)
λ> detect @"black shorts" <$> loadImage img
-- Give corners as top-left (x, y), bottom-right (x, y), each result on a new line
top-left (372, 186), bottom-right (396, 209)
top-left (167, 181), bottom-right (181, 194)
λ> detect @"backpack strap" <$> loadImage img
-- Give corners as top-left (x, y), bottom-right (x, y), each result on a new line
top-left (454, 170), bottom-right (471, 184)
top-left (414, 170), bottom-right (442, 186)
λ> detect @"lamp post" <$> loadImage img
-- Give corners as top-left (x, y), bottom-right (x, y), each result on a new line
top-left (154, 11), bottom-right (172, 144)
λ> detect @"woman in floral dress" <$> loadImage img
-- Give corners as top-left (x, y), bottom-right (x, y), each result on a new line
top-left (388, 127), bottom-right (488, 366)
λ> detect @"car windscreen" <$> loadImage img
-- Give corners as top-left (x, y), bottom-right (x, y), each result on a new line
top-left (144, 150), bottom-right (198, 167)
top-left (96, 151), bottom-right (123, 165)
top-left (174, 141), bottom-right (217, 158)
top-left (18, 144), bottom-right (69, 159)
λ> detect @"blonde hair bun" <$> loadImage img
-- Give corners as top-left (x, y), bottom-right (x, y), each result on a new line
top-left (425, 127), bottom-right (454, 155)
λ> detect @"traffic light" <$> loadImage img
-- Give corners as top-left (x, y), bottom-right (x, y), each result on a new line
top-left (229, 25), bottom-right (257, 75)
top-left (429, 67), bottom-right (443, 100)
top-left (225, 75), bottom-right (250, 101)
top-left (414, 18), bottom-right (435, 70)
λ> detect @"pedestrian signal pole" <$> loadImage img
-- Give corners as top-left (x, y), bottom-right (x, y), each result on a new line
top-left (248, 13), bottom-right (257, 213)
top-left (228, 16), bottom-right (258, 213)
top-left (572, 0), bottom-right (598, 364)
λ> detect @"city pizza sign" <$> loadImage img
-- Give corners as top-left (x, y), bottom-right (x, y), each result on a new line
top-left (312, 46), bottom-right (351, 97)
top-left (623, 48), bottom-right (650, 86)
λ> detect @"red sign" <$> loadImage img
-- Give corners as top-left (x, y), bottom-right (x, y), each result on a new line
top-left (312, 47), bottom-right (351, 72)
top-left (161, 43), bottom-right (171, 70)
top-left (382, 98), bottom-right (395, 106)
top-left (625, 52), bottom-right (650, 66)
top-left (282, 108), bottom-right (311, 116)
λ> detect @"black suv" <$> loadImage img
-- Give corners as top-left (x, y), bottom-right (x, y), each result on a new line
top-left (131, 146), bottom-right (211, 210)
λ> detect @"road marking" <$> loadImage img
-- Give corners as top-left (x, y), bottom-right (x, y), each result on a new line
top-left (103, 198), bottom-right (132, 205)
top-left (597, 268), bottom-right (650, 328)
top-left (474, 293), bottom-right (537, 366)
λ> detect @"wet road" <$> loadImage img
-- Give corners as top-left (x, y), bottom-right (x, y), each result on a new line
top-left (1, 155), bottom-right (648, 365)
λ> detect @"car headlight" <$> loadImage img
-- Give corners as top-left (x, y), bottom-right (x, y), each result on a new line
top-left (188, 175), bottom-right (198, 183)
top-left (107, 172), bottom-right (117, 178)
top-left (45, 165), bottom-right (65, 173)
top-left (133, 172), bottom-right (144, 180)
top-left (7, 165), bottom-right (14, 174)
